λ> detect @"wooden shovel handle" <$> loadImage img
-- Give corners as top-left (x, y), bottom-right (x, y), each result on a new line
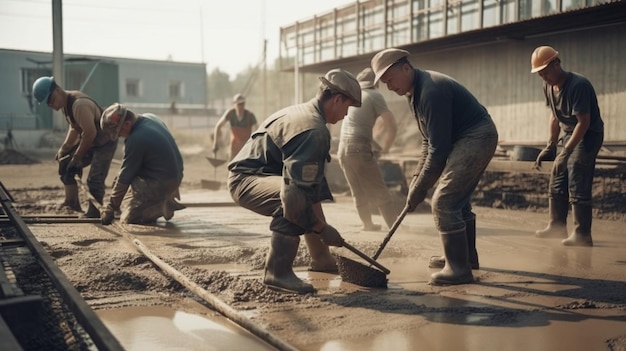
top-left (342, 241), bottom-right (390, 275)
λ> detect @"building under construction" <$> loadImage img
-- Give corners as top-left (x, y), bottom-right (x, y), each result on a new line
top-left (278, 0), bottom-right (626, 147)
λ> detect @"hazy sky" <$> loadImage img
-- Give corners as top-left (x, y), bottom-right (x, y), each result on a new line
top-left (0, 0), bottom-right (352, 77)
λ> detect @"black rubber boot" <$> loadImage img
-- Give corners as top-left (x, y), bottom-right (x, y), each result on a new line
top-left (59, 184), bottom-right (83, 212)
top-left (428, 219), bottom-right (479, 270)
top-left (535, 196), bottom-right (569, 238)
top-left (562, 204), bottom-right (593, 247)
top-left (303, 233), bottom-right (338, 273)
top-left (264, 232), bottom-right (315, 294)
top-left (81, 202), bottom-right (101, 218)
top-left (430, 229), bottom-right (474, 286)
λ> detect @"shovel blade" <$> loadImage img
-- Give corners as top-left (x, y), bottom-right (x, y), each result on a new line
top-left (206, 157), bottom-right (227, 168)
top-left (336, 255), bottom-right (388, 288)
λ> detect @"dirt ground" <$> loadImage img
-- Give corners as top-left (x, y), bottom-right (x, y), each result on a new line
top-left (1, 147), bottom-right (625, 351)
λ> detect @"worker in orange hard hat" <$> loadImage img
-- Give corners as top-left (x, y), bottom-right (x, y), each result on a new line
top-left (530, 45), bottom-right (604, 247)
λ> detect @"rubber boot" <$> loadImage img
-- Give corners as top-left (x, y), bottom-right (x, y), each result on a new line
top-left (264, 232), bottom-right (315, 294)
top-left (81, 202), bottom-right (101, 218)
top-left (429, 218), bottom-right (479, 269)
top-left (429, 229), bottom-right (474, 286)
top-left (535, 196), bottom-right (569, 238)
top-left (303, 233), bottom-right (338, 273)
top-left (59, 184), bottom-right (83, 212)
top-left (562, 204), bottom-right (593, 247)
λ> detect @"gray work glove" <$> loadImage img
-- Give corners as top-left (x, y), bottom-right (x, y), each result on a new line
top-left (315, 224), bottom-right (344, 247)
top-left (552, 147), bottom-right (572, 177)
top-left (100, 204), bottom-right (115, 225)
top-left (533, 142), bottom-right (557, 170)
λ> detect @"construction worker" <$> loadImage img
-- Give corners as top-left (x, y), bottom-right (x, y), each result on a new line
top-left (212, 93), bottom-right (258, 160)
top-left (227, 69), bottom-right (361, 294)
top-left (99, 103), bottom-right (185, 225)
top-left (531, 46), bottom-right (604, 247)
top-left (371, 48), bottom-right (498, 286)
top-left (32, 76), bottom-right (117, 218)
top-left (338, 67), bottom-right (401, 231)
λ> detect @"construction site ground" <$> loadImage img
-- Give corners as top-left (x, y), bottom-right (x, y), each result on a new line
top-left (1, 148), bottom-right (625, 351)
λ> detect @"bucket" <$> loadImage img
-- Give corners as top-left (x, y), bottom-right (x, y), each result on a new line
top-left (510, 146), bottom-right (545, 161)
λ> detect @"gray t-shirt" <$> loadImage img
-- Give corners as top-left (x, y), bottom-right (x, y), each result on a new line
top-left (340, 88), bottom-right (390, 144)
top-left (543, 72), bottom-right (604, 134)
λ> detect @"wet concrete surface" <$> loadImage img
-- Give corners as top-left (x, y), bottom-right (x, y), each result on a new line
top-left (117, 188), bottom-right (626, 351)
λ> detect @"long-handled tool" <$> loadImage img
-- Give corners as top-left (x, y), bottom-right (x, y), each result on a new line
top-left (336, 240), bottom-right (390, 288)
top-left (204, 151), bottom-right (227, 190)
top-left (372, 205), bottom-right (410, 260)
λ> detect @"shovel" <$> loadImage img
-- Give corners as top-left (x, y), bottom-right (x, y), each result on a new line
top-left (204, 151), bottom-right (227, 190)
top-left (336, 240), bottom-right (390, 288)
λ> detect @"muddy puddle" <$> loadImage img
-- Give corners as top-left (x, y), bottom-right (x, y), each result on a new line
top-left (97, 306), bottom-right (275, 351)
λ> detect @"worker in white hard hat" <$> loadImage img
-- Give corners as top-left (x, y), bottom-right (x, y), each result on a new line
top-left (212, 93), bottom-right (258, 160)
top-left (530, 45), bottom-right (604, 247)
top-left (99, 103), bottom-right (185, 225)
top-left (31, 76), bottom-right (117, 218)
top-left (371, 48), bottom-right (499, 286)
top-left (227, 69), bottom-right (361, 294)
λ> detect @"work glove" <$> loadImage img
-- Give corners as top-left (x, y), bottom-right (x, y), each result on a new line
top-left (315, 224), bottom-right (344, 247)
top-left (551, 147), bottom-right (573, 177)
top-left (67, 156), bottom-right (82, 175)
top-left (100, 204), bottom-right (115, 225)
top-left (533, 142), bottom-right (557, 170)
top-left (406, 186), bottom-right (427, 213)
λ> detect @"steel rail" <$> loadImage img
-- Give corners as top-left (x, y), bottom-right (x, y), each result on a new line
top-left (0, 183), bottom-right (125, 351)
top-left (73, 175), bottom-right (300, 351)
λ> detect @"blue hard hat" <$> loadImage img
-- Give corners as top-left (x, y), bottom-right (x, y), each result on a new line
top-left (32, 76), bottom-right (56, 104)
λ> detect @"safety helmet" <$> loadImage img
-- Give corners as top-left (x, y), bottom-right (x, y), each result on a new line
top-left (32, 76), bottom-right (57, 104)
top-left (100, 103), bottom-right (128, 140)
top-left (233, 93), bottom-right (246, 104)
top-left (530, 46), bottom-right (559, 73)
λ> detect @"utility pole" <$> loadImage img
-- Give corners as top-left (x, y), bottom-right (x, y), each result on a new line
top-left (52, 0), bottom-right (64, 130)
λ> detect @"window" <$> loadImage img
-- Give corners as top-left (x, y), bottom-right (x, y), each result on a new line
top-left (126, 79), bottom-right (141, 98)
top-left (169, 81), bottom-right (184, 99)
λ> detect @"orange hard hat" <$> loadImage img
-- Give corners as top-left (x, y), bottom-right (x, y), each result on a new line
top-left (530, 46), bottom-right (559, 73)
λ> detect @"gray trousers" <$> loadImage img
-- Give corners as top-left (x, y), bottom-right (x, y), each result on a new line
top-left (121, 177), bottom-right (180, 224)
top-left (228, 172), bottom-right (311, 236)
top-left (338, 141), bottom-right (394, 224)
top-left (550, 130), bottom-right (603, 205)
top-left (60, 140), bottom-right (117, 203)
top-left (431, 122), bottom-right (498, 233)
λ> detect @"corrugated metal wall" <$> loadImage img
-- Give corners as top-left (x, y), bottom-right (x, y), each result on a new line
top-left (368, 22), bottom-right (626, 144)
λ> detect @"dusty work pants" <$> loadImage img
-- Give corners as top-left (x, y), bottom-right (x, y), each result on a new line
top-left (337, 141), bottom-right (396, 225)
top-left (229, 172), bottom-right (331, 236)
top-left (59, 140), bottom-right (117, 203)
top-left (431, 122), bottom-right (498, 233)
top-left (121, 177), bottom-right (181, 224)
top-left (549, 131), bottom-right (603, 205)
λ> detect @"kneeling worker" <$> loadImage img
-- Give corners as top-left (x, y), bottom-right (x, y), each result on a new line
top-left (99, 103), bottom-right (185, 225)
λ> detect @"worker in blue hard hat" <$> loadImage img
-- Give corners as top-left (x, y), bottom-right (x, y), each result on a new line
top-left (32, 76), bottom-right (117, 218)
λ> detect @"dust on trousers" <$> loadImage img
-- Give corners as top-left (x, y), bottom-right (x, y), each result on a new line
top-left (120, 177), bottom-right (181, 224)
